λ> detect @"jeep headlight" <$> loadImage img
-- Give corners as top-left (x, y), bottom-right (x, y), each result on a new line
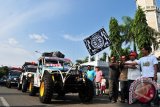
top-left (48, 70), bottom-right (52, 73)
top-left (28, 73), bottom-right (32, 77)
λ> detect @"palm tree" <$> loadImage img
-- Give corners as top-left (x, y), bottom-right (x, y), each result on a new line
top-left (119, 16), bottom-right (136, 51)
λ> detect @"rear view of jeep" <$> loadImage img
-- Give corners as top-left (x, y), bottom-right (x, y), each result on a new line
top-left (17, 62), bottom-right (37, 92)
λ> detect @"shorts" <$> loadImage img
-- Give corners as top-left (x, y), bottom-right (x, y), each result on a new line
top-left (101, 86), bottom-right (106, 90)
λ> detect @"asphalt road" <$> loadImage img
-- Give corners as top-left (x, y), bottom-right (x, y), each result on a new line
top-left (0, 86), bottom-right (155, 107)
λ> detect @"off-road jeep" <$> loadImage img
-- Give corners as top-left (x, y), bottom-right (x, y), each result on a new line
top-left (6, 68), bottom-right (22, 88)
top-left (29, 51), bottom-right (94, 104)
top-left (17, 62), bottom-right (37, 92)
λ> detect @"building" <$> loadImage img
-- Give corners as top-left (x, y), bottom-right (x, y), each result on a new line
top-left (135, 0), bottom-right (160, 32)
top-left (136, 0), bottom-right (160, 57)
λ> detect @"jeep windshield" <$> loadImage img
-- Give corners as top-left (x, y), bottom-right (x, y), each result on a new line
top-left (27, 68), bottom-right (37, 73)
top-left (26, 65), bottom-right (37, 73)
top-left (45, 58), bottom-right (72, 68)
top-left (10, 71), bottom-right (21, 77)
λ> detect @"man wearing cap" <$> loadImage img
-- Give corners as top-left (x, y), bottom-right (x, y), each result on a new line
top-left (125, 51), bottom-right (141, 102)
top-left (108, 56), bottom-right (120, 103)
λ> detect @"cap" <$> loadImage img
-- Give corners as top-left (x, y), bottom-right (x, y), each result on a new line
top-left (129, 51), bottom-right (137, 57)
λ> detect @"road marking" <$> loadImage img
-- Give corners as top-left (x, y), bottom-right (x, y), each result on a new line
top-left (0, 97), bottom-right (10, 107)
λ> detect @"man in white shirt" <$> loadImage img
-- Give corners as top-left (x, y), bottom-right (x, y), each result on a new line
top-left (125, 51), bottom-right (141, 102)
top-left (125, 45), bottom-right (158, 106)
top-left (126, 46), bottom-right (158, 81)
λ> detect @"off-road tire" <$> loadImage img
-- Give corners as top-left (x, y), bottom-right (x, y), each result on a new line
top-left (79, 78), bottom-right (94, 103)
top-left (6, 82), bottom-right (11, 88)
top-left (22, 79), bottom-right (28, 92)
top-left (29, 79), bottom-right (37, 96)
top-left (39, 72), bottom-right (53, 104)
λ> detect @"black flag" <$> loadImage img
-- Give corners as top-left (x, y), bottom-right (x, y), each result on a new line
top-left (83, 28), bottom-right (111, 56)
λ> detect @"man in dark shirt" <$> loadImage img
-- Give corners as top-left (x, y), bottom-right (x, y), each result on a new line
top-left (108, 56), bottom-right (120, 103)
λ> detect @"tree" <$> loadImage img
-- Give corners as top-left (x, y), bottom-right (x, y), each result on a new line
top-left (100, 52), bottom-right (107, 61)
top-left (132, 7), bottom-right (158, 50)
top-left (0, 66), bottom-right (9, 78)
top-left (109, 17), bottom-right (122, 60)
top-left (119, 16), bottom-right (136, 51)
top-left (75, 59), bottom-right (83, 64)
top-left (91, 56), bottom-right (95, 61)
top-left (83, 56), bottom-right (89, 63)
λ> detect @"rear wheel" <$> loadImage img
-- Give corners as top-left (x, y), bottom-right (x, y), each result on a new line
top-left (39, 73), bottom-right (53, 104)
top-left (6, 82), bottom-right (11, 88)
top-left (79, 79), bottom-right (94, 103)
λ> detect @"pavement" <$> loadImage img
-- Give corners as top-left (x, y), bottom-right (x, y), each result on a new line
top-left (0, 86), bottom-right (159, 107)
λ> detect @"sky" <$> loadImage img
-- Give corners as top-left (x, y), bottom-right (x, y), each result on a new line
top-left (0, 0), bottom-right (158, 66)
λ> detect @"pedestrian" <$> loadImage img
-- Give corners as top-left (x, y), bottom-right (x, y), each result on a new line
top-left (95, 66), bottom-right (103, 96)
top-left (108, 56), bottom-right (120, 103)
top-left (119, 55), bottom-right (128, 103)
top-left (125, 45), bottom-right (159, 106)
top-left (125, 51), bottom-right (141, 103)
top-left (86, 65), bottom-right (96, 82)
top-left (100, 75), bottom-right (106, 96)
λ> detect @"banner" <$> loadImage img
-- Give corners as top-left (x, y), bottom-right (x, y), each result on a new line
top-left (83, 28), bottom-right (111, 56)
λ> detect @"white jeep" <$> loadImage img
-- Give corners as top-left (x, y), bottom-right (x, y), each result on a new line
top-left (17, 62), bottom-right (37, 92)
top-left (29, 52), bottom-right (94, 104)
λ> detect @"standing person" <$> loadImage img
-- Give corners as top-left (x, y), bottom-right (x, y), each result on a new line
top-left (86, 65), bottom-right (96, 82)
top-left (119, 56), bottom-right (128, 103)
top-left (108, 56), bottom-right (120, 103)
top-left (100, 75), bottom-right (106, 96)
top-left (125, 45), bottom-right (158, 106)
top-left (126, 51), bottom-right (141, 102)
top-left (95, 66), bottom-right (103, 96)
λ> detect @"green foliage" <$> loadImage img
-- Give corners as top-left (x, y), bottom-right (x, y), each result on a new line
top-left (109, 17), bottom-right (122, 60)
top-left (120, 48), bottom-right (130, 60)
top-left (120, 16), bottom-right (136, 51)
top-left (75, 59), bottom-right (83, 64)
top-left (0, 66), bottom-right (9, 78)
top-left (132, 6), bottom-right (157, 49)
top-left (100, 52), bottom-right (107, 61)
top-left (75, 56), bottom-right (90, 64)
top-left (91, 56), bottom-right (95, 61)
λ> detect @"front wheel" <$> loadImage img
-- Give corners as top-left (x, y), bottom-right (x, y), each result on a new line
top-left (29, 79), bottom-right (38, 96)
top-left (39, 73), bottom-right (53, 104)
top-left (79, 79), bottom-right (94, 103)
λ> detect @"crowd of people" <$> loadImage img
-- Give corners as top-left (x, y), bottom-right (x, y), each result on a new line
top-left (85, 45), bottom-right (159, 106)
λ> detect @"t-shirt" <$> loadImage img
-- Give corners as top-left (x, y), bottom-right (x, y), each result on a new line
top-left (126, 59), bottom-right (141, 80)
top-left (86, 70), bottom-right (96, 81)
top-left (109, 62), bottom-right (120, 80)
top-left (101, 78), bottom-right (106, 86)
top-left (95, 70), bottom-right (103, 82)
top-left (136, 55), bottom-right (158, 78)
